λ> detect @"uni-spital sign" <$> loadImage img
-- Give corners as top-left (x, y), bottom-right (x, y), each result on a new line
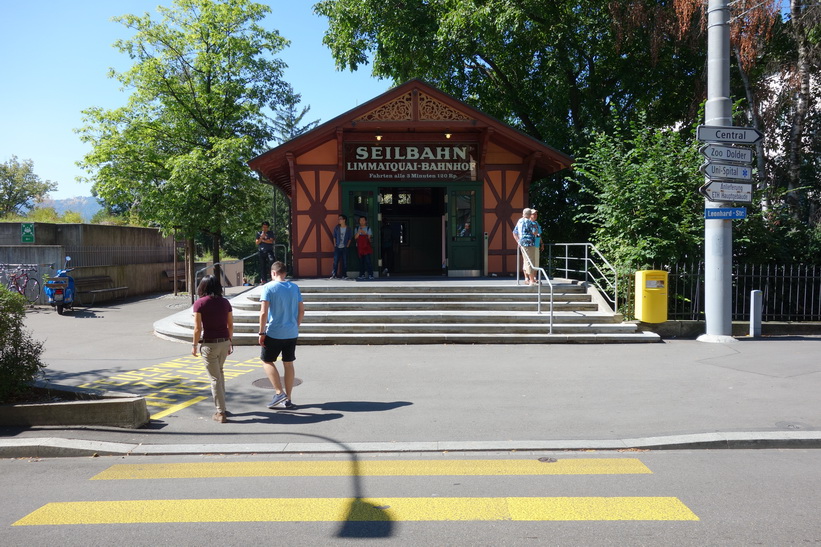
top-left (345, 143), bottom-right (478, 181)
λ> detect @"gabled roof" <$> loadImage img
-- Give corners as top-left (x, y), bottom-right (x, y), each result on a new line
top-left (248, 79), bottom-right (572, 195)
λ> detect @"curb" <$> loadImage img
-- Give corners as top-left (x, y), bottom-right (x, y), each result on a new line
top-left (2, 432), bottom-right (821, 458)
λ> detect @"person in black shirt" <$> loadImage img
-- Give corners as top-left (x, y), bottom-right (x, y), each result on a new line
top-left (255, 221), bottom-right (276, 284)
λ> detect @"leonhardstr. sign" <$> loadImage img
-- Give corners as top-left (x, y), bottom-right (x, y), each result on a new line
top-left (345, 144), bottom-right (477, 181)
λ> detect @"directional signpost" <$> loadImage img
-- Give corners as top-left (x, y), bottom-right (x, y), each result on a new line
top-left (699, 161), bottom-right (753, 181)
top-left (699, 181), bottom-right (753, 203)
top-left (697, 125), bottom-right (759, 207)
top-left (699, 144), bottom-right (753, 164)
top-left (696, 125), bottom-right (764, 144)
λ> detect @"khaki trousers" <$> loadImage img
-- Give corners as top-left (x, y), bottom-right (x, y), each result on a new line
top-left (201, 340), bottom-right (231, 412)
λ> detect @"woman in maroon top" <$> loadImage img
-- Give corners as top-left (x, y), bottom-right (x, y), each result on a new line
top-left (192, 275), bottom-right (233, 423)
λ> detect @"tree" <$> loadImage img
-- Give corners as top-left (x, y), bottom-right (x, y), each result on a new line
top-left (77, 0), bottom-right (293, 277)
top-left (572, 115), bottom-right (704, 266)
top-left (315, 0), bottom-right (709, 242)
top-left (316, 0), bottom-right (706, 153)
top-left (273, 90), bottom-right (320, 144)
top-left (0, 156), bottom-right (57, 217)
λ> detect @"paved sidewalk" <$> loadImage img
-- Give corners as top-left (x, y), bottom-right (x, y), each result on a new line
top-left (3, 288), bottom-right (821, 457)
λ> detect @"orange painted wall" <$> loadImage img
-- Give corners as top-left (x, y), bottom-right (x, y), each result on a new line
top-left (485, 142), bottom-right (523, 165)
top-left (293, 167), bottom-right (339, 277)
top-left (296, 139), bottom-right (336, 165)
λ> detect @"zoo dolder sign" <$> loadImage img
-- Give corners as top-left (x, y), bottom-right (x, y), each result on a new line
top-left (345, 143), bottom-right (478, 181)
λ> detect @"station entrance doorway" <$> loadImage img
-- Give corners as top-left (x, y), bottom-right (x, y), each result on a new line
top-left (344, 182), bottom-right (482, 277)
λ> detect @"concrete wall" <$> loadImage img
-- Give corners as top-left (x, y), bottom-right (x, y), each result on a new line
top-left (0, 222), bottom-right (171, 248)
top-left (69, 262), bottom-right (180, 303)
top-left (1, 223), bottom-right (177, 304)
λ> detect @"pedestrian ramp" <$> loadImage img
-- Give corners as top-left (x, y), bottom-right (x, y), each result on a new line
top-left (13, 457), bottom-right (698, 527)
top-left (154, 278), bottom-right (660, 344)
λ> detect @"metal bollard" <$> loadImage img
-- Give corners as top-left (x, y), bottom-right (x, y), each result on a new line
top-left (750, 289), bottom-right (763, 337)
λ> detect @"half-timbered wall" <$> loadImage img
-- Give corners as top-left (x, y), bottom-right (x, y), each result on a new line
top-left (259, 83), bottom-right (569, 278)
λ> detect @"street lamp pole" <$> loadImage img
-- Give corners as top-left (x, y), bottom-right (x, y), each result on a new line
top-left (699, 0), bottom-right (736, 343)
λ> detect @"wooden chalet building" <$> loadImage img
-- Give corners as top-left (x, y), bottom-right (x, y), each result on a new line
top-left (248, 79), bottom-right (572, 278)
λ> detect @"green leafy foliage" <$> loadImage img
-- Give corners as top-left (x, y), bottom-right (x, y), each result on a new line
top-left (0, 288), bottom-right (46, 403)
top-left (76, 0), bottom-right (294, 261)
top-left (572, 115), bottom-right (703, 266)
top-left (316, 0), bottom-right (704, 152)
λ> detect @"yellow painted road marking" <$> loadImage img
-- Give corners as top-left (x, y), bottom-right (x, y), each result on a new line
top-left (13, 497), bottom-right (698, 525)
top-left (149, 396), bottom-right (209, 420)
top-left (76, 357), bottom-right (262, 419)
top-left (91, 458), bottom-right (652, 480)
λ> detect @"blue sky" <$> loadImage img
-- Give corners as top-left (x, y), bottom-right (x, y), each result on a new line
top-left (0, 1), bottom-right (389, 200)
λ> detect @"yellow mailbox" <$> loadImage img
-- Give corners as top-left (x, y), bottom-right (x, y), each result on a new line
top-left (635, 270), bottom-right (668, 323)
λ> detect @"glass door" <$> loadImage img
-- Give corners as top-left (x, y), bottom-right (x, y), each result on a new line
top-left (346, 186), bottom-right (376, 277)
top-left (448, 187), bottom-right (481, 275)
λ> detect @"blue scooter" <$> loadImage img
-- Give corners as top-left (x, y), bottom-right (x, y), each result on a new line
top-left (44, 256), bottom-right (76, 315)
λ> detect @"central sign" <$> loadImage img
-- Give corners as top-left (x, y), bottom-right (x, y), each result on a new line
top-left (696, 125), bottom-right (763, 144)
top-left (345, 143), bottom-right (478, 181)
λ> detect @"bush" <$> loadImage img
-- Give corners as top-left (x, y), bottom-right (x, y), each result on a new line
top-left (0, 287), bottom-right (46, 402)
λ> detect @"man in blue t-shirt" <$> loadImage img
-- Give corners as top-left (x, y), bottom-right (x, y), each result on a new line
top-left (258, 261), bottom-right (304, 409)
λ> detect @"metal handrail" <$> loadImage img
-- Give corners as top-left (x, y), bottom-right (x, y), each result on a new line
top-left (195, 251), bottom-right (259, 286)
top-left (514, 242), bottom-right (554, 334)
top-left (194, 244), bottom-right (290, 286)
top-left (549, 243), bottom-right (619, 312)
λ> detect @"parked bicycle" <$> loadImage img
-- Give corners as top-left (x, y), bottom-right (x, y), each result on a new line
top-left (2, 264), bottom-right (41, 305)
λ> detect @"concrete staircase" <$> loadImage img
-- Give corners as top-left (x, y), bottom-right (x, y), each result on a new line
top-left (154, 278), bottom-right (660, 344)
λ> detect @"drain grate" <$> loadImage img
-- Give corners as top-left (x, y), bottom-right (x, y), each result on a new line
top-left (252, 377), bottom-right (303, 389)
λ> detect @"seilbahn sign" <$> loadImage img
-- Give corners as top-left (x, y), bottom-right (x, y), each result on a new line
top-left (344, 143), bottom-right (478, 181)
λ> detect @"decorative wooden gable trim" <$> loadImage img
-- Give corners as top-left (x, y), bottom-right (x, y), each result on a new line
top-left (355, 91), bottom-right (413, 121)
top-left (354, 89), bottom-right (474, 123)
top-left (418, 92), bottom-right (472, 121)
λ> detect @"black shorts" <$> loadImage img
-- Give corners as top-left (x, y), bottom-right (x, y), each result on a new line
top-left (260, 336), bottom-right (297, 363)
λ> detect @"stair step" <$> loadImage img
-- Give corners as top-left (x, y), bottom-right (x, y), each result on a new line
top-left (153, 278), bottom-right (660, 345)
top-left (219, 331), bottom-right (660, 345)
top-left (216, 311), bottom-right (623, 327)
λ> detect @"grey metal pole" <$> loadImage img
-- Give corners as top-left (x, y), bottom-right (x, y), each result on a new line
top-left (699, 0), bottom-right (736, 343)
top-left (749, 289), bottom-right (763, 337)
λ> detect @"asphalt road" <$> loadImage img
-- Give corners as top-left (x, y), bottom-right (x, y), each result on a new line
top-left (2, 449), bottom-right (820, 545)
top-left (6, 292), bottom-right (821, 451)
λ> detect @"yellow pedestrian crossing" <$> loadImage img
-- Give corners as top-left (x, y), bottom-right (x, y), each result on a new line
top-left (14, 496), bottom-right (697, 525)
top-left (91, 458), bottom-right (652, 480)
top-left (12, 457), bottom-right (699, 526)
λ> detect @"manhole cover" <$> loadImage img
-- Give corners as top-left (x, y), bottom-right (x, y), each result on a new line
top-left (166, 302), bottom-right (190, 309)
top-left (252, 377), bottom-right (303, 389)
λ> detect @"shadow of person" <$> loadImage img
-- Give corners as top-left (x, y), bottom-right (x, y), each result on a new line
top-left (297, 401), bottom-right (413, 413)
top-left (227, 411), bottom-right (344, 424)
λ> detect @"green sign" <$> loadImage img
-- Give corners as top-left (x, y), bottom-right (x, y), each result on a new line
top-left (21, 223), bottom-right (35, 243)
